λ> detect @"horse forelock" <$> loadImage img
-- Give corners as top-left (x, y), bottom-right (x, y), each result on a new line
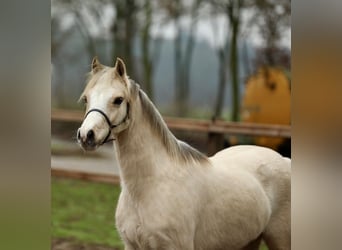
top-left (133, 82), bottom-right (209, 165)
top-left (80, 68), bottom-right (131, 100)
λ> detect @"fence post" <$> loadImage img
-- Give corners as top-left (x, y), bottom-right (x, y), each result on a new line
top-left (207, 132), bottom-right (225, 156)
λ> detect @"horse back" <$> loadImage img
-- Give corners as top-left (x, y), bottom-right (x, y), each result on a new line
top-left (210, 145), bottom-right (291, 220)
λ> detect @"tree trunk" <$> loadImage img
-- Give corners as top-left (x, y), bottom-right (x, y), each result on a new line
top-left (111, 0), bottom-right (136, 78)
top-left (111, 0), bottom-right (125, 61)
top-left (230, 20), bottom-right (240, 121)
top-left (73, 10), bottom-right (96, 61)
top-left (174, 15), bottom-right (184, 116)
top-left (141, 0), bottom-right (153, 100)
top-left (180, 0), bottom-right (200, 116)
top-left (124, 0), bottom-right (136, 78)
top-left (182, 30), bottom-right (194, 101)
top-left (214, 48), bottom-right (227, 118)
top-left (227, 0), bottom-right (242, 122)
top-left (242, 39), bottom-right (251, 76)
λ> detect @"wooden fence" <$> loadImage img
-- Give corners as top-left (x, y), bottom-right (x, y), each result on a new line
top-left (52, 109), bottom-right (290, 155)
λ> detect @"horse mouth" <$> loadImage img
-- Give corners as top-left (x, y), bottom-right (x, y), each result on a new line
top-left (82, 144), bottom-right (98, 151)
top-left (78, 140), bottom-right (99, 151)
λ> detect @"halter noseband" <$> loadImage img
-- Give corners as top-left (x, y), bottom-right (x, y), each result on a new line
top-left (84, 103), bottom-right (130, 145)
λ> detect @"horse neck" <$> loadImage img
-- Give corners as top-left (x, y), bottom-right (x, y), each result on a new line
top-left (114, 98), bottom-right (172, 195)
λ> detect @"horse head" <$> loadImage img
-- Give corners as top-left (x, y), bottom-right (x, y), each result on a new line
top-left (77, 57), bottom-right (136, 151)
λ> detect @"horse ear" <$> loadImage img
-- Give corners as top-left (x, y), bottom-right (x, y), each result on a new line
top-left (91, 56), bottom-right (103, 73)
top-left (114, 58), bottom-right (127, 78)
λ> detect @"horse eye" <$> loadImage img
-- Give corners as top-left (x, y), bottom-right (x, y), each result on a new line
top-left (82, 96), bottom-right (87, 104)
top-left (113, 97), bottom-right (124, 105)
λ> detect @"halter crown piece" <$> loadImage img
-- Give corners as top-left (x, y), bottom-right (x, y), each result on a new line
top-left (84, 103), bottom-right (130, 145)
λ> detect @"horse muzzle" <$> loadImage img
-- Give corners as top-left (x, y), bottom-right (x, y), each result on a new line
top-left (77, 128), bottom-right (99, 151)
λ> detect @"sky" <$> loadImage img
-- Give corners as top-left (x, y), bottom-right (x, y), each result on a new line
top-left (150, 9), bottom-right (291, 49)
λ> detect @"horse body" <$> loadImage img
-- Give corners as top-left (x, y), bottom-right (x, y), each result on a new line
top-left (78, 58), bottom-right (291, 250)
top-left (115, 124), bottom-right (289, 249)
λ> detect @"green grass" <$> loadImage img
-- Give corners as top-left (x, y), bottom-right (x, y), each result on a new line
top-left (51, 177), bottom-right (124, 249)
top-left (52, 177), bottom-right (268, 250)
top-left (260, 243), bottom-right (268, 250)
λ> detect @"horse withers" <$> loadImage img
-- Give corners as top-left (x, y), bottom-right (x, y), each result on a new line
top-left (77, 57), bottom-right (291, 250)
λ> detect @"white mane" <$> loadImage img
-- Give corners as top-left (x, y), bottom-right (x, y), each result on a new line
top-left (134, 81), bottom-right (209, 165)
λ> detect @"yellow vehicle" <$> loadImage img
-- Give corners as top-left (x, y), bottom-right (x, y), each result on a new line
top-left (239, 66), bottom-right (291, 156)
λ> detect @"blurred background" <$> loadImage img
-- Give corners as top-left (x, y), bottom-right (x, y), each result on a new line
top-left (51, 0), bottom-right (291, 249)
top-left (52, 0), bottom-right (290, 118)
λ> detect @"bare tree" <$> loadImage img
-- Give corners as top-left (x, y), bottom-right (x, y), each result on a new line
top-left (51, 17), bottom-right (71, 106)
top-left (159, 0), bottom-right (202, 116)
top-left (209, 12), bottom-right (230, 119)
top-left (110, 0), bottom-right (138, 78)
top-left (227, 0), bottom-right (243, 121)
top-left (180, 0), bottom-right (203, 116)
top-left (209, 0), bottom-right (243, 121)
top-left (72, 6), bottom-right (97, 59)
top-left (141, 0), bottom-right (154, 99)
top-left (52, 0), bottom-right (114, 61)
top-left (210, 0), bottom-right (291, 120)
top-left (170, 0), bottom-right (184, 115)
top-left (248, 0), bottom-right (291, 67)
top-left (52, 0), bottom-right (114, 107)
top-left (140, 0), bottom-right (164, 101)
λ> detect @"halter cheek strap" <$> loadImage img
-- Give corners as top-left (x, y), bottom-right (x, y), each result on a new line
top-left (84, 103), bottom-right (130, 145)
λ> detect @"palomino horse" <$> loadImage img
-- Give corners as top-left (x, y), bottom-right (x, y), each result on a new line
top-left (77, 57), bottom-right (291, 250)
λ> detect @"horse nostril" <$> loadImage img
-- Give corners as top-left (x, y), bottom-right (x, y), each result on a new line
top-left (87, 130), bottom-right (94, 140)
top-left (77, 129), bottom-right (81, 140)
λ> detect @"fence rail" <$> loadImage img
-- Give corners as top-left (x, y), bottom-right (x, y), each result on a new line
top-left (52, 109), bottom-right (291, 182)
top-left (52, 109), bottom-right (291, 138)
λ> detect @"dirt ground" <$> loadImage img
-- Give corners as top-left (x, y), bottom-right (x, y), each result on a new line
top-left (52, 239), bottom-right (120, 250)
